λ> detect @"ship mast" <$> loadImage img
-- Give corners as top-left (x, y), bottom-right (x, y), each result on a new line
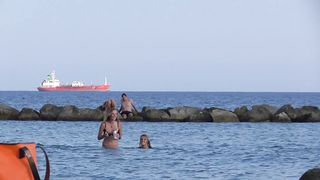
top-left (51, 70), bottom-right (56, 80)
top-left (104, 76), bottom-right (107, 85)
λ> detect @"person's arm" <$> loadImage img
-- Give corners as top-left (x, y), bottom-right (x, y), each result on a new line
top-left (119, 103), bottom-right (123, 113)
top-left (131, 100), bottom-right (138, 113)
top-left (97, 122), bottom-right (107, 140)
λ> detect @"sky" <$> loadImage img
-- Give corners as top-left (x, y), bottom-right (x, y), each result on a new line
top-left (0, 0), bottom-right (319, 92)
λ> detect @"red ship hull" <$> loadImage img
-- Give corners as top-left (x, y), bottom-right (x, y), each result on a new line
top-left (37, 85), bottom-right (110, 92)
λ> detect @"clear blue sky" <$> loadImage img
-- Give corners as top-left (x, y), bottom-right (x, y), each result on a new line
top-left (0, 0), bottom-right (319, 92)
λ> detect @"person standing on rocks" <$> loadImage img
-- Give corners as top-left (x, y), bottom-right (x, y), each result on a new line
top-left (119, 93), bottom-right (137, 119)
top-left (97, 109), bottom-right (122, 149)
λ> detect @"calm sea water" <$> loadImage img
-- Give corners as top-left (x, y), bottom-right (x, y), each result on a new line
top-left (0, 92), bottom-right (320, 179)
top-left (0, 121), bottom-right (319, 180)
top-left (0, 91), bottom-right (319, 111)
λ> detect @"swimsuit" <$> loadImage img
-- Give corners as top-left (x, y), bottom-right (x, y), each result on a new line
top-left (104, 121), bottom-right (119, 137)
top-left (120, 111), bottom-right (133, 116)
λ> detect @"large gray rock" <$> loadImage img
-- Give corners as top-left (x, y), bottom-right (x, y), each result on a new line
top-left (275, 105), bottom-right (302, 122)
top-left (272, 112), bottom-right (291, 122)
top-left (187, 110), bottom-right (212, 122)
top-left (141, 107), bottom-right (171, 121)
top-left (125, 113), bottom-right (144, 121)
top-left (141, 106), bottom-right (152, 112)
top-left (18, 108), bottom-right (40, 120)
top-left (57, 105), bottom-right (79, 120)
top-left (297, 106), bottom-right (320, 122)
top-left (167, 106), bottom-right (200, 120)
top-left (0, 104), bottom-right (19, 120)
top-left (260, 104), bottom-right (278, 115)
top-left (79, 108), bottom-right (104, 121)
top-left (57, 106), bottom-right (102, 121)
top-left (300, 168), bottom-right (320, 180)
top-left (167, 106), bottom-right (211, 122)
top-left (209, 108), bottom-right (239, 122)
top-left (248, 105), bottom-right (275, 122)
top-left (234, 106), bottom-right (249, 122)
top-left (40, 104), bottom-right (63, 120)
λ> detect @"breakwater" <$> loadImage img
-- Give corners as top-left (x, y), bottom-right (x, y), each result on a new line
top-left (1, 103), bottom-right (319, 122)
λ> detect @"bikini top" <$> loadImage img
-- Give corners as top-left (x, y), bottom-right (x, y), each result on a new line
top-left (103, 121), bottom-right (119, 136)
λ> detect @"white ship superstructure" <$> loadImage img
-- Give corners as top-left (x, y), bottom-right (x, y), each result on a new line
top-left (41, 71), bottom-right (61, 88)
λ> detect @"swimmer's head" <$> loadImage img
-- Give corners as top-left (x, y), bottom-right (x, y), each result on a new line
top-left (139, 134), bottom-right (151, 149)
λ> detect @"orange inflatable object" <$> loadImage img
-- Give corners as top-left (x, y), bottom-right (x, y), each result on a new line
top-left (0, 143), bottom-right (38, 180)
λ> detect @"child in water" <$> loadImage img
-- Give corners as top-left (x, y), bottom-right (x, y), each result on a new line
top-left (139, 134), bottom-right (152, 149)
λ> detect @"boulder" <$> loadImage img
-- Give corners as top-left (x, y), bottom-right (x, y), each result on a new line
top-left (18, 108), bottom-right (40, 120)
top-left (57, 105), bottom-right (80, 120)
top-left (300, 168), bottom-right (320, 180)
top-left (187, 110), bottom-right (212, 122)
top-left (124, 113), bottom-right (144, 121)
top-left (272, 112), bottom-right (291, 122)
top-left (260, 104), bottom-right (278, 115)
top-left (275, 105), bottom-right (302, 122)
top-left (40, 104), bottom-right (63, 120)
top-left (234, 106), bottom-right (249, 122)
top-left (141, 106), bottom-right (152, 112)
top-left (209, 108), bottom-right (239, 122)
top-left (167, 106), bottom-right (212, 122)
top-left (298, 106), bottom-right (320, 122)
top-left (141, 108), bottom-right (170, 121)
top-left (167, 106), bottom-right (200, 120)
top-left (79, 108), bottom-right (104, 121)
top-left (0, 104), bottom-right (19, 120)
top-left (248, 105), bottom-right (275, 122)
top-left (57, 106), bottom-right (102, 121)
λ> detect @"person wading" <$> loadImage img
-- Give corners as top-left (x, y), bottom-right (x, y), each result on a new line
top-left (97, 110), bottom-right (122, 149)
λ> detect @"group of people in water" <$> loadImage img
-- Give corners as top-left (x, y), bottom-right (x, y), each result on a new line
top-left (97, 93), bottom-right (152, 149)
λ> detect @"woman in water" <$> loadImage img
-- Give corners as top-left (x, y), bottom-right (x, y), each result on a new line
top-left (98, 110), bottom-right (122, 149)
top-left (139, 134), bottom-right (152, 149)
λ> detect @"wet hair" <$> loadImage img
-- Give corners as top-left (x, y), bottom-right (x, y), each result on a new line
top-left (139, 134), bottom-right (152, 149)
top-left (99, 103), bottom-right (106, 111)
top-left (100, 99), bottom-right (116, 111)
top-left (121, 93), bottom-right (127, 98)
top-left (106, 109), bottom-right (119, 121)
top-left (106, 99), bottom-right (116, 110)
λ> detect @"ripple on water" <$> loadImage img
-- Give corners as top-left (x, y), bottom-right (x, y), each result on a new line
top-left (1, 121), bottom-right (320, 179)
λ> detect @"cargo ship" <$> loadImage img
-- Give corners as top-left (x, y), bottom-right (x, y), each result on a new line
top-left (37, 71), bottom-right (111, 92)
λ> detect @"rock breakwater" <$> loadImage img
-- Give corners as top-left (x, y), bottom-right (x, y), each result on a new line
top-left (0, 104), bottom-right (319, 122)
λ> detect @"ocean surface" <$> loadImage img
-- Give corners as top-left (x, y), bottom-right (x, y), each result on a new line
top-left (1, 91), bottom-right (320, 179)
top-left (0, 91), bottom-right (319, 111)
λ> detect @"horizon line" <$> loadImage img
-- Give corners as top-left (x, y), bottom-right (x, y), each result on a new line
top-left (0, 90), bottom-right (320, 93)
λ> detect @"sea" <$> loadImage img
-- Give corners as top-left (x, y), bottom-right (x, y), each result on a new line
top-left (0, 91), bottom-right (320, 180)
